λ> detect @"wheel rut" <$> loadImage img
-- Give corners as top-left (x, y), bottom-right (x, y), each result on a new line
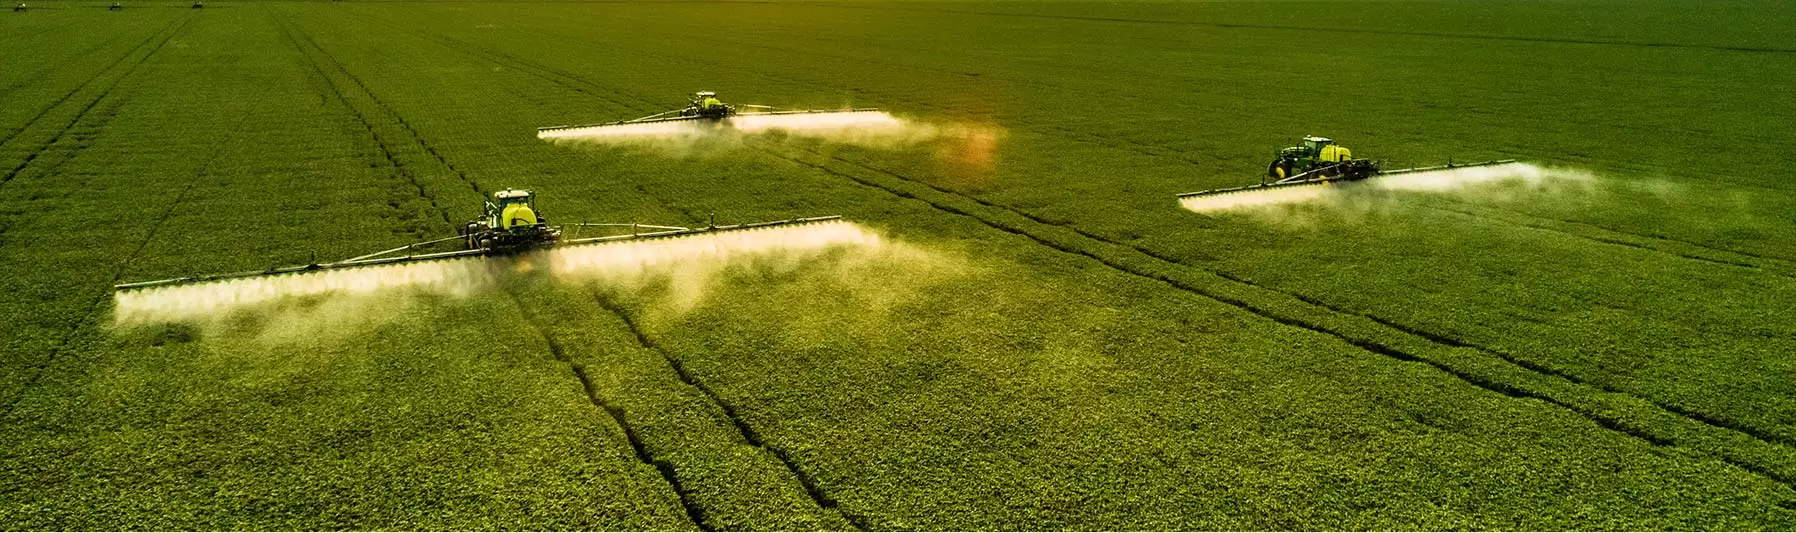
top-left (439, 34), bottom-right (1796, 487)
top-left (1, 14), bottom-right (195, 191)
top-left (339, 11), bottom-right (867, 527)
top-left (591, 291), bottom-right (869, 530)
top-left (280, 8), bottom-right (863, 527)
top-left (275, 11), bottom-right (454, 227)
top-left (503, 290), bottom-right (713, 531)
top-left (0, 82), bottom-right (246, 422)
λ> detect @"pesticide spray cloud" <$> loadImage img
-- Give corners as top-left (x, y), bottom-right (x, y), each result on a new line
top-left (112, 259), bottom-right (500, 327)
top-left (547, 219), bottom-right (885, 314)
top-left (111, 220), bottom-right (890, 338)
top-left (1179, 162), bottom-right (1587, 213)
top-left (539, 111), bottom-right (998, 155)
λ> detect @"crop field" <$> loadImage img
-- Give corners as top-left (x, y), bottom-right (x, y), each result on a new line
top-left (2, 0), bottom-right (1795, 529)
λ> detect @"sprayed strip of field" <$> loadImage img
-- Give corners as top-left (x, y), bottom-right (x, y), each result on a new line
top-left (112, 220), bottom-right (883, 326)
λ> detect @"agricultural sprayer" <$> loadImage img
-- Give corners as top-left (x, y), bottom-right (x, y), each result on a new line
top-left (1178, 136), bottom-right (1517, 201)
top-left (536, 91), bottom-right (883, 139)
top-left (113, 189), bottom-right (844, 292)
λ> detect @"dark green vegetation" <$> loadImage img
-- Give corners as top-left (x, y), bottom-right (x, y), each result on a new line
top-left (3, 1), bottom-right (1795, 529)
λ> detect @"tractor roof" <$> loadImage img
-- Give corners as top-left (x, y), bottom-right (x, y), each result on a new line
top-left (494, 189), bottom-right (533, 199)
top-left (1303, 136), bottom-right (1333, 143)
top-left (696, 91), bottom-right (717, 97)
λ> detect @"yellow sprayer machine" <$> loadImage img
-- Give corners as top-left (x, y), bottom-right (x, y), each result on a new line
top-left (114, 189), bottom-right (843, 292)
top-left (536, 91), bottom-right (882, 140)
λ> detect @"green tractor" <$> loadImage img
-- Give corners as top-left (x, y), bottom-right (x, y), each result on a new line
top-left (1266, 136), bottom-right (1381, 184)
top-left (460, 189), bottom-right (562, 251)
top-left (1178, 134), bottom-right (1519, 203)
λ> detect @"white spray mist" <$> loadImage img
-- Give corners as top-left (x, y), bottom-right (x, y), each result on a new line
top-left (112, 220), bottom-right (888, 329)
top-left (1180, 162), bottom-right (1587, 213)
top-left (540, 111), bottom-right (998, 154)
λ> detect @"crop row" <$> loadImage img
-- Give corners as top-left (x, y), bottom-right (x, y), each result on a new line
top-left (1, 7), bottom-right (690, 529)
top-left (265, 3), bottom-right (1796, 527)
top-left (275, 6), bottom-right (873, 528)
top-left (0, 10), bottom-right (196, 416)
top-left (411, 1), bottom-right (1796, 475)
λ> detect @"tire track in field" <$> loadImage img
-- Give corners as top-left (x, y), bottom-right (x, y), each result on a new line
top-left (402, 33), bottom-right (870, 528)
top-left (763, 143), bottom-right (1796, 488)
top-left (0, 29), bottom-right (136, 101)
top-left (759, 136), bottom-right (1796, 477)
top-left (0, 14), bottom-right (193, 191)
top-left (440, 36), bottom-right (1796, 486)
top-left (359, 9), bottom-right (1796, 491)
top-left (397, 26), bottom-right (659, 111)
top-left (427, 13), bottom-right (1796, 393)
top-left (602, 14), bottom-right (1796, 239)
top-left (271, 9), bottom-right (743, 527)
top-left (357, 17), bottom-right (867, 527)
top-left (458, 12), bottom-right (1794, 270)
top-left (590, 291), bottom-right (869, 531)
top-left (503, 290), bottom-right (711, 531)
top-left (421, 17), bottom-right (1796, 477)
top-left (278, 12), bottom-right (485, 200)
top-left (0, 98), bottom-right (130, 246)
top-left (744, 102), bottom-right (1796, 484)
top-left (707, 37), bottom-right (1796, 268)
top-left (0, 13), bottom-right (186, 149)
top-left (1414, 201), bottom-right (1796, 279)
top-left (273, 11), bottom-right (453, 227)
top-left (0, 98), bottom-right (247, 422)
top-left (1456, 199), bottom-right (1796, 266)
top-left (593, 6), bottom-right (1793, 191)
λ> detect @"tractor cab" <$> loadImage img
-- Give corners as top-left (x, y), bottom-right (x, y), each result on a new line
top-left (1285, 135), bottom-right (1348, 163)
top-left (1268, 135), bottom-right (1362, 182)
top-left (1300, 136), bottom-right (1334, 156)
top-left (463, 189), bottom-right (560, 251)
top-left (491, 189), bottom-right (542, 230)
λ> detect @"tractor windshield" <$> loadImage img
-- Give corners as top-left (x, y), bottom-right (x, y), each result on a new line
top-left (496, 195), bottom-right (538, 229)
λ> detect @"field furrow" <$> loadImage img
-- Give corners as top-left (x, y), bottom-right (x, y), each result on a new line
top-left (7, 1), bottom-right (1794, 529)
top-left (0, 11), bottom-right (189, 153)
top-left (290, 5), bottom-right (1796, 524)
top-left (393, 7), bottom-right (1796, 482)
top-left (4, 7), bottom-right (694, 529)
top-left (273, 7), bottom-right (871, 528)
top-left (486, 8), bottom-right (1796, 451)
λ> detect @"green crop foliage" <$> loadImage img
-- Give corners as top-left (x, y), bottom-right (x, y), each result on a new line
top-left (2, 0), bottom-right (1794, 530)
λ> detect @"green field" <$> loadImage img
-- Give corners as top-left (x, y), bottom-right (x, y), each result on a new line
top-left (3, 0), bottom-right (1795, 529)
